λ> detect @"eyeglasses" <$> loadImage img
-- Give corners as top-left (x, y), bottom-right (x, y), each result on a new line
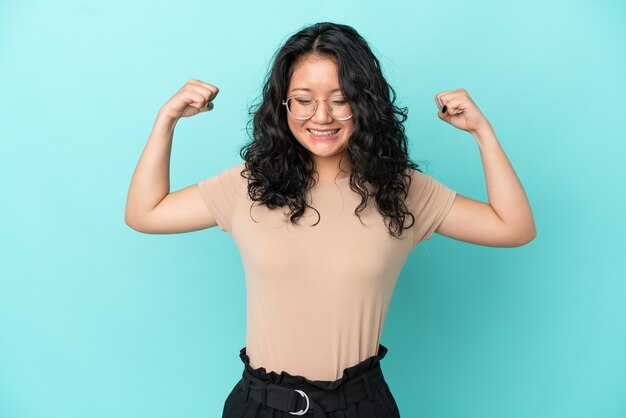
top-left (282, 95), bottom-right (353, 120)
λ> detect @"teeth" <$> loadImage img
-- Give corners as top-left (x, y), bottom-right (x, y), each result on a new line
top-left (309, 129), bottom-right (339, 136)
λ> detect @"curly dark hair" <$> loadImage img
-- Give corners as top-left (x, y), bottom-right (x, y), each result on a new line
top-left (238, 21), bottom-right (423, 239)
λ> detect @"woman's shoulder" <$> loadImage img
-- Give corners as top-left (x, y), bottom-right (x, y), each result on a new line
top-left (403, 166), bottom-right (430, 184)
top-left (221, 162), bottom-right (247, 183)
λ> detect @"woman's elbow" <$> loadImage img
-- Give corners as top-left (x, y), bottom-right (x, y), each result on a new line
top-left (510, 227), bottom-right (537, 247)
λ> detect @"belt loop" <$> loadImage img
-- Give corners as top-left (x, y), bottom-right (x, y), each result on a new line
top-left (243, 378), bottom-right (251, 403)
top-left (337, 385), bottom-right (347, 410)
top-left (362, 373), bottom-right (374, 401)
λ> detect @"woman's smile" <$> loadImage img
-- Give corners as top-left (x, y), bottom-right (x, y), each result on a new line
top-left (307, 127), bottom-right (342, 140)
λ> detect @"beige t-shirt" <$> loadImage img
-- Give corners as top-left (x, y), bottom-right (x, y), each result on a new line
top-left (198, 162), bottom-right (456, 381)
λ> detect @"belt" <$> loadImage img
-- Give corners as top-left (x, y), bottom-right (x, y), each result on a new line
top-left (239, 364), bottom-right (389, 417)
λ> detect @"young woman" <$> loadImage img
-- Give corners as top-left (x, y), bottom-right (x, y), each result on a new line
top-left (125, 22), bottom-right (536, 418)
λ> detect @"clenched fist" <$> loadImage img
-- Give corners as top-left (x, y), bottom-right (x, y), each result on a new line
top-left (434, 88), bottom-right (492, 135)
top-left (159, 78), bottom-right (219, 120)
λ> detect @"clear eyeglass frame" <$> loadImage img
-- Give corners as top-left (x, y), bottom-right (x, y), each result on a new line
top-left (282, 95), bottom-right (354, 121)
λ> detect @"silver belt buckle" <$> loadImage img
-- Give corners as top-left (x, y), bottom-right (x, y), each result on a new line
top-left (289, 389), bottom-right (310, 415)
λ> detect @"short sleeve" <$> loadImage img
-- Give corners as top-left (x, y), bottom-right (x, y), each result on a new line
top-left (407, 169), bottom-right (457, 246)
top-left (197, 163), bottom-right (244, 233)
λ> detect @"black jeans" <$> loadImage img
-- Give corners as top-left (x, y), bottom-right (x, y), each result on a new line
top-left (222, 343), bottom-right (400, 417)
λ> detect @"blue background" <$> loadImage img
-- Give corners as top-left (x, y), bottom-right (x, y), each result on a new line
top-left (1, 0), bottom-right (625, 417)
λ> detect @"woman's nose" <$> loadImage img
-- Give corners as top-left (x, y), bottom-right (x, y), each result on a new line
top-left (311, 101), bottom-right (334, 122)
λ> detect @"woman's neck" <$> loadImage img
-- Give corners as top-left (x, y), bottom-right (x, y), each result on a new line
top-left (312, 154), bottom-right (351, 181)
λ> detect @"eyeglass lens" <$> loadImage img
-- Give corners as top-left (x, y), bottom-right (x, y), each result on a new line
top-left (286, 96), bottom-right (352, 119)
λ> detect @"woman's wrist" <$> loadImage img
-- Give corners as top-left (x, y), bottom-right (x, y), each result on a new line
top-left (471, 124), bottom-right (497, 149)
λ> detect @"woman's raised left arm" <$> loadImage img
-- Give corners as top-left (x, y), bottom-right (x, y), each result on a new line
top-left (432, 88), bottom-right (537, 247)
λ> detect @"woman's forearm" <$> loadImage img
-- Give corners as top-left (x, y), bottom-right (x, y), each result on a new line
top-left (472, 126), bottom-right (537, 239)
top-left (124, 111), bottom-right (179, 225)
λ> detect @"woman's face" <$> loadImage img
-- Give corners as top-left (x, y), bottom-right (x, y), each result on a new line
top-left (285, 54), bottom-right (354, 170)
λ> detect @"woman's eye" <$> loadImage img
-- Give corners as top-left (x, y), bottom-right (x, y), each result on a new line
top-left (296, 99), bottom-right (313, 105)
top-left (332, 100), bottom-right (347, 105)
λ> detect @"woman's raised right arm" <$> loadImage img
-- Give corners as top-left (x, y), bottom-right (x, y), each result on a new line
top-left (124, 79), bottom-right (220, 234)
